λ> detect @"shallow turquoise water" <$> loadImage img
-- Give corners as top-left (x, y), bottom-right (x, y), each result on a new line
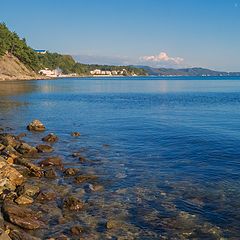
top-left (1, 76), bottom-right (240, 238)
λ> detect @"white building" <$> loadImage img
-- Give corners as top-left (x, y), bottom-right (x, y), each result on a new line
top-left (39, 68), bottom-right (62, 77)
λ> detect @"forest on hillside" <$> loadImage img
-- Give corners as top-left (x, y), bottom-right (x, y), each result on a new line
top-left (0, 23), bottom-right (147, 76)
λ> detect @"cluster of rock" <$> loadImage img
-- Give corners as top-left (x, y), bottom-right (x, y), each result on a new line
top-left (0, 120), bottom-right (92, 239)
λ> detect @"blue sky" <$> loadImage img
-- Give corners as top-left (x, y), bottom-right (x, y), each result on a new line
top-left (1, 0), bottom-right (240, 71)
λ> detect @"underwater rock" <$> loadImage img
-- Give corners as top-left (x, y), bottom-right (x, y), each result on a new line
top-left (106, 219), bottom-right (122, 229)
top-left (39, 156), bottom-right (63, 168)
top-left (36, 190), bottom-right (56, 202)
top-left (84, 183), bottom-right (104, 192)
top-left (2, 201), bottom-right (44, 230)
top-left (44, 168), bottom-right (57, 179)
top-left (63, 196), bottom-right (84, 211)
top-left (70, 225), bottom-right (84, 235)
top-left (64, 168), bottom-right (79, 176)
top-left (27, 120), bottom-right (46, 132)
top-left (75, 175), bottom-right (98, 184)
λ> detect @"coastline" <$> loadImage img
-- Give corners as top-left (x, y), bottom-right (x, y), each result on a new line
top-left (0, 120), bottom-right (102, 239)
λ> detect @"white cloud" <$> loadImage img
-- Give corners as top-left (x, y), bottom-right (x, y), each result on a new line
top-left (139, 52), bottom-right (184, 66)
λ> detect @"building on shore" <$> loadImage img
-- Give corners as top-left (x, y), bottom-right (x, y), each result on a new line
top-left (90, 69), bottom-right (128, 76)
top-left (34, 49), bottom-right (47, 54)
top-left (39, 68), bottom-right (62, 77)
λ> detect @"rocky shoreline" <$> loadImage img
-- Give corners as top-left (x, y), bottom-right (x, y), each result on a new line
top-left (0, 120), bottom-right (102, 239)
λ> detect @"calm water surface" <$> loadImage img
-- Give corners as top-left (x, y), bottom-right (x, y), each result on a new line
top-left (1, 76), bottom-right (240, 239)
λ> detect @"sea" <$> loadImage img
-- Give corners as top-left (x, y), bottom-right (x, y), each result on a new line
top-left (0, 76), bottom-right (240, 239)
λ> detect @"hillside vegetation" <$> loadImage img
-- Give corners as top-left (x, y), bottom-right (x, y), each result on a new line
top-left (0, 23), bottom-right (147, 76)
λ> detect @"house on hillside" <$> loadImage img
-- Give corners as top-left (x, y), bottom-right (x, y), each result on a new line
top-left (34, 49), bottom-right (47, 54)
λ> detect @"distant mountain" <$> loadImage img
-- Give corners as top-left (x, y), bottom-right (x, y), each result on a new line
top-left (137, 66), bottom-right (240, 76)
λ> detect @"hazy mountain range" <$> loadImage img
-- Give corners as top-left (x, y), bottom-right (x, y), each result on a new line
top-left (137, 66), bottom-right (240, 76)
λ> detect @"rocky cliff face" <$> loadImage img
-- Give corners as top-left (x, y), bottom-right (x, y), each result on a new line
top-left (0, 53), bottom-right (41, 81)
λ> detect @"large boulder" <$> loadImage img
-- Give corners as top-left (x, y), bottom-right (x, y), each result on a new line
top-left (0, 165), bottom-right (24, 194)
top-left (2, 202), bottom-right (45, 229)
top-left (16, 143), bottom-right (38, 155)
top-left (15, 158), bottom-right (43, 177)
top-left (0, 134), bottom-right (21, 148)
top-left (27, 120), bottom-right (45, 132)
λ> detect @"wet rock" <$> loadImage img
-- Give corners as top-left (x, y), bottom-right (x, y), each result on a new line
top-left (2, 202), bottom-right (44, 229)
top-left (0, 143), bottom-right (5, 151)
top-left (39, 156), bottom-right (63, 168)
top-left (17, 183), bottom-right (40, 197)
top-left (0, 228), bottom-right (11, 240)
top-left (27, 120), bottom-right (45, 132)
top-left (0, 134), bottom-right (20, 148)
top-left (2, 145), bottom-right (20, 157)
top-left (44, 168), bottom-right (57, 179)
top-left (42, 133), bottom-right (58, 143)
top-left (2, 191), bottom-right (18, 202)
top-left (71, 132), bottom-right (80, 137)
top-left (0, 158), bottom-right (7, 168)
top-left (9, 228), bottom-right (41, 240)
top-left (6, 156), bottom-right (14, 165)
top-left (0, 165), bottom-right (24, 194)
top-left (36, 190), bottom-right (56, 202)
top-left (75, 175), bottom-right (98, 184)
top-left (70, 225), bottom-right (84, 235)
top-left (16, 158), bottom-right (43, 177)
top-left (16, 143), bottom-right (38, 155)
top-left (36, 144), bottom-right (53, 153)
top-left (15, 195), bottom-right (33, 205)
top-left (63, 196), bottom-right (84, 211)
top-left (64, 168), bottom-right (79, 176)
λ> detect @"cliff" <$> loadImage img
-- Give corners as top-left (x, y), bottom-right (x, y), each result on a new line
top-left (0, 53), bottom-right (41, 81)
